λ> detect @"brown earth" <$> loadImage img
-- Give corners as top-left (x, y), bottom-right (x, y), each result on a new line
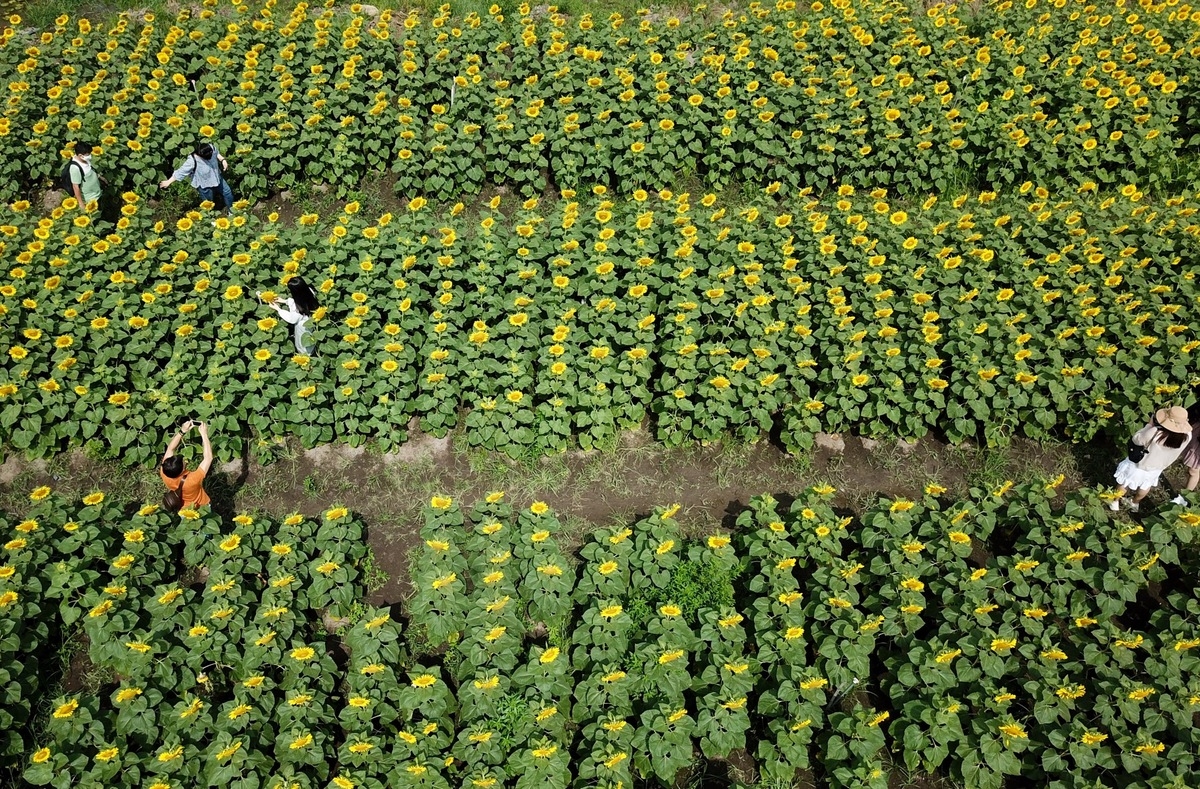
top-left (0, 427), bottom-right (1133, 608)
top-left (60, 632), bottom-right (95, 694)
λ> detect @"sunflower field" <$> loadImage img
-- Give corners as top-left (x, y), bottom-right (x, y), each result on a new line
top-left (5, 0), bottom-right (1200, 785)
top-left (1, 0), bottom-right (1198, 203)
top-left (0, 183), bottom-right (1198, 463)
top-left (3, 483), bottom-right (1199, 788)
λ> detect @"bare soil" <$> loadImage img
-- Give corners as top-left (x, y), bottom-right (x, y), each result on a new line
top-left (61, 633), bottom-right (97, 694)
top-left (672, 748), bottom-right (758, 789)
top-left (0, 427), bottom-right (1128, 609)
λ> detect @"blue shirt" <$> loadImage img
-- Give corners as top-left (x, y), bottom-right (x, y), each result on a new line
top-left (172, 145), bottom-right (223, 188)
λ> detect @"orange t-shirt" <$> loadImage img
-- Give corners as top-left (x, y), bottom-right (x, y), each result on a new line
top-left (160, 466), bottom-right (210, 508)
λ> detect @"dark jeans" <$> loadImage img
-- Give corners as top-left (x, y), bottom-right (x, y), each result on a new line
top-left (97, 189), bottom-right (120, 227)
top-left (198, 179), bottom-right (235, 213)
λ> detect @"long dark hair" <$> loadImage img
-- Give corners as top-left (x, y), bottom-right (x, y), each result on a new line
top-left (1150, 414), bottom-right (1189, 448)
top-left (196, 142), bottom-right (214, 160)
top-left (287, 276), bottom-right (320, 316)
top-left (1155, 428), bottom-right (1188, 449)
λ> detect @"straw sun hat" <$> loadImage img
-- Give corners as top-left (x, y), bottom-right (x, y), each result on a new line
top-left (1155, 406), bottom-right (1191, 434)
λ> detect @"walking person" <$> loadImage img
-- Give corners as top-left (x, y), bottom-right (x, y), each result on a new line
top-left (1108, 405), bottom-right (1192, 512)
top-left (160, 419), bottom-right (214, 511)
top-left (1171, 401), bottom-right (1200, 505)
top-left (260, 276), bottom-right (320, 355)
top-left (65, 141), bottom-right (107, 212)
top-left (159, 141), bottom-right (235, 213)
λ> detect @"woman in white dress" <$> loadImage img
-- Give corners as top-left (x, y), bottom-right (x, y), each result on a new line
top-left (1109, 405), bottom-right (1192, 512)
top-left (261, 276), bottom-right (320, 355)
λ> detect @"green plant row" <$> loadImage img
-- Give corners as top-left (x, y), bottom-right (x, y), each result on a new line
top-left (2, 184), bottom-right (1199, 463)
top-left (2, 0), bottom-right (1199, 204)
top-left (0, 490), bottom-right (371, 789)
top-left (4, 482), bottom-right (1199, 789)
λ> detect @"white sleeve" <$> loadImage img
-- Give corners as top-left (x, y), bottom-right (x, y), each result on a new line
top-left (1131, 424), bottom-right (1158, 448)
top-left (275, 298), bottom-right (303, 324)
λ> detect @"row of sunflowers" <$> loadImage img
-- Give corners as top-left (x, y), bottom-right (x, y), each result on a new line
top-left (1, 0), bottom-right (1198, 202)
top-left (1, 183), bottom-right (1198, 463)
top-left (2, 489), bottom-right (371, 789)
top-left (4, 482), bottom-right (1198, 788)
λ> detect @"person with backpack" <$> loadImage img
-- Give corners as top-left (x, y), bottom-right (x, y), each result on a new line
top-left (159, 141), bottom-right (234, 213)
top-left (160, 419), bottom-right (213, 511)
top-left (1108, 405), bottom-right (1192, 512)
top-left (63, 141), bottom-right (106, 211)
top-left (260, 275), bottom-right (320, 355)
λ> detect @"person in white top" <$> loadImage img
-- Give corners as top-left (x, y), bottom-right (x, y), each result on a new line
top-left (1109, 405), bottom-right (1192, 512)
top-left (260, 276), bottom-right (319, 355)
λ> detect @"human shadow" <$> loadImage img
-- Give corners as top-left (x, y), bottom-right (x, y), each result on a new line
top-left (204, 422), bottom-right (252, 522)
top-left (1070, 429), bottom-right (1122, 488)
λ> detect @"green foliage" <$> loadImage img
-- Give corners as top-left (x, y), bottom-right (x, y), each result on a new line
top-left (1, 184), bottom-right (1198, 465)
top-left (664, 556), bottom-right (738, 623)
top-left (359, 545), bottom-right (389, 595)
top-left (8, 484), bottom-right (1200, 788)
top-left (2, 0), bottom-right (1199, 201)
top-left (626, 552), bottom-right (739, 629)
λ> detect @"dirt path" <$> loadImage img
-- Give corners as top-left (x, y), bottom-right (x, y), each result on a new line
top-left (0, 428), bottom-right (1124, 606)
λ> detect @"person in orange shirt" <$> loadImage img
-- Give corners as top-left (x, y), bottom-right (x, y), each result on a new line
top-left (160, 419), bottom-right (214, 509)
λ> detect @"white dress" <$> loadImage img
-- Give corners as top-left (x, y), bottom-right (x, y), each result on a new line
top-left (274, 298), bottom-right (311, 355)
top-left (1114, 423), bottom-right (1191, 491)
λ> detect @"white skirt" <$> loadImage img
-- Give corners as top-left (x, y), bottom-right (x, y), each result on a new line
top-left (1114, 459), bottom-right (1162, 491)
top-left (293, 319), bottom-right (311, 356)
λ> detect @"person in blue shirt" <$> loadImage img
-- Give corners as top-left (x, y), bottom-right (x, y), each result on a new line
top-left (160, 142), bottom-right (235, 213)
